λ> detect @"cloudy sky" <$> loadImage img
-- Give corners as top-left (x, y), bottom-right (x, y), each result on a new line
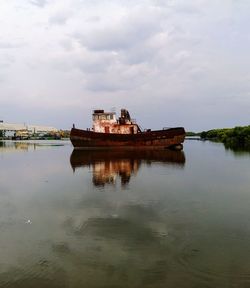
top-left (0, 0), bottom-right (249, 131)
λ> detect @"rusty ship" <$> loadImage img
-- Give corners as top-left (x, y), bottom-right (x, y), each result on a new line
top-left (70, 109), bottom-right (185, 150)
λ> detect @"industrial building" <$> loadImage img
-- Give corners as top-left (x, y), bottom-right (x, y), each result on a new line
top-left (0, 121), bottom-right (58, 139)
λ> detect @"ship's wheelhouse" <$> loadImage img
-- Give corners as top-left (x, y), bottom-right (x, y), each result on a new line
top-left (92, 109), bottom-right (139, 134)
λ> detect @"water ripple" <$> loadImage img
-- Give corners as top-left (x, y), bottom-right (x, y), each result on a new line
top-left (175, 241), bottom-right (250, 285)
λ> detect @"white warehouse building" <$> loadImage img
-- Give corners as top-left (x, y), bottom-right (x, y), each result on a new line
top-left (0, 121), bottom-right (58, 135)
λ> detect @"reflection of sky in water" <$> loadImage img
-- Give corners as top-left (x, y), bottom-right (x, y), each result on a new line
top-left (0, 141), bottom-right (250, 287)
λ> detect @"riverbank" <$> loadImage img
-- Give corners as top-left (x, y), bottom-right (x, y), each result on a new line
top-left (200, 126), bottom-right (250, 150)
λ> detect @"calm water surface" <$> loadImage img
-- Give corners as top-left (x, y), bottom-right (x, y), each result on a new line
top-left (0, 140), bottom-right (250, 288)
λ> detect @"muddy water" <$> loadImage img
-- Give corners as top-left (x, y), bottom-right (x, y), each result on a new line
top-left (0, 140), bottom-right (250, 288)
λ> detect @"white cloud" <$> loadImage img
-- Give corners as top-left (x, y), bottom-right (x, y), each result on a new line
top-left (29, 0), bottom-right (48, 7)
top-left (49, 12), bottom-right (70, 25)
top-left (0, 0), bottom-right (249, 130)
top-left (76, 6), bottom-right (162, 52)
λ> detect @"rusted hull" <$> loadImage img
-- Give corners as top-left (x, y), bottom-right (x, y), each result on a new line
top-left (70, 127), bottom-right (185, 149)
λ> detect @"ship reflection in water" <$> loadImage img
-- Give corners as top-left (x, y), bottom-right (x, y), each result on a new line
top-left (70, 149), bottom-right (185, 187)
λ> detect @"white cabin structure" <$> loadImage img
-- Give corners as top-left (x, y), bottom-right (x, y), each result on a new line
top-left (92, 109), bottom-right (141, 134)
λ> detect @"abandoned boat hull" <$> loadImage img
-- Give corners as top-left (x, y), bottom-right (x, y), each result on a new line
top-left (70, 127), bottom-right (185, 149)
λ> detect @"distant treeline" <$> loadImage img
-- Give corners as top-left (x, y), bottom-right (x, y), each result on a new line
top-left (186, 132), bottom-right (200, 136)
top-left (200, 126), bottom-right (250, 149)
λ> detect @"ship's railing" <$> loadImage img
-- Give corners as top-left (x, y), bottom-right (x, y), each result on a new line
top-left (131, 118), bottom-right (137, 124)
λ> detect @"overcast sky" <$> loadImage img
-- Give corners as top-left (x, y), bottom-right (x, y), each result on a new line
top-left (0, 0), bottom-right (249, 131)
